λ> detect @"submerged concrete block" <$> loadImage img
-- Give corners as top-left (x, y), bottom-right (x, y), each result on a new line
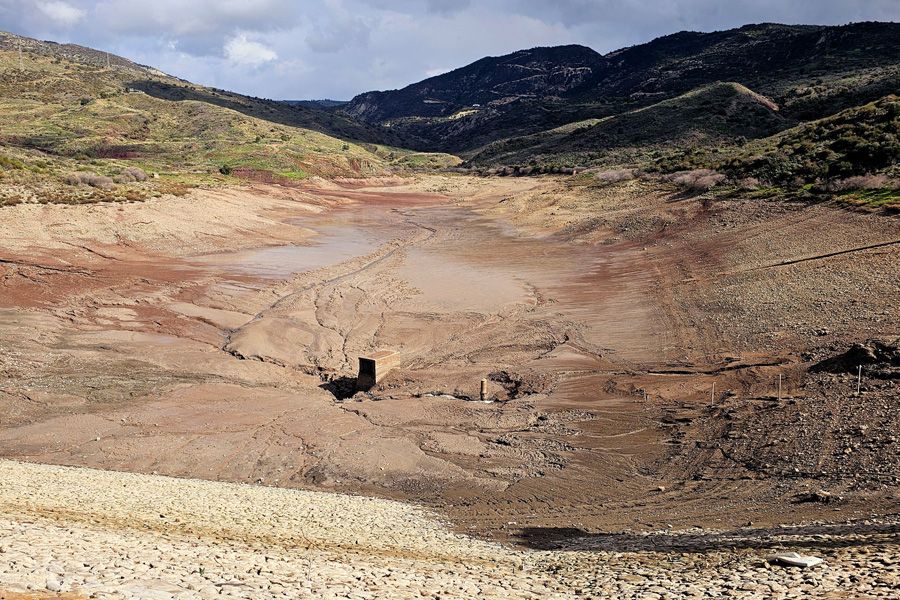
top-left (357, 350), bottom-right (399, 391)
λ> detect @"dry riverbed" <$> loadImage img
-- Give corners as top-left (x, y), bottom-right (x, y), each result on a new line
top-left (0, 174), bottom-right (898, 596)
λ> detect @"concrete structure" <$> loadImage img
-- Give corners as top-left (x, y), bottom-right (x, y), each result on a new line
top-left (357, 350), bottom-right (399, 391)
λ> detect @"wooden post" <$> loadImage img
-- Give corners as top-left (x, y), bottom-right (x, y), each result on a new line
top-left (777, 373), bottom-right (782, 401)
top-left (710, 382), bottom-right (715, 406)
top-left (480, 379), bottom-right (487, 401)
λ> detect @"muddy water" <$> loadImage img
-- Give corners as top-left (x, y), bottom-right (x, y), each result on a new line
top-left (194, 218), bottom-right (392, 279)
top-left (399, 248), bottom-right (530, 312)
top-left (193, 198), bottom-right (666, 368)
top-left (391, 204), bottom-right (666, 362)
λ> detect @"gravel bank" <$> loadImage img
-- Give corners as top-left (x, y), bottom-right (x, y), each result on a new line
top-left (0, 461), bottom-right (896, 599)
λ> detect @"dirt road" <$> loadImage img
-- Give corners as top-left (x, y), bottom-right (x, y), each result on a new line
top-left (0, 175), bottom-right (897, 542)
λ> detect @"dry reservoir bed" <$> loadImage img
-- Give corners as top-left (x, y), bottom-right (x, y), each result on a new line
top-left (0, 460), bottom-right (897, 599)
top-left (0, 175), bottom-right (898, 596)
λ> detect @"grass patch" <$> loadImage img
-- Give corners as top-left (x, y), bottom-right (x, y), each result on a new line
top-left (838, 188), bottom-right (900, 209)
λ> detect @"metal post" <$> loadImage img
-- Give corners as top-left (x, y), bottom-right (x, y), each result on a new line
top-left (777, 373), bottom-right (782, 401)
top-left (710, 382), bottom-right (715, 406)
top-left (856, 365), bottom-right (862, 396)
top-left (480, 379), bottom-right (487, 401)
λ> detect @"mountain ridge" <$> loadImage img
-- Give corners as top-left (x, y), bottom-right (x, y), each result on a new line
top-left (341, 21), bottom-right (900, 154)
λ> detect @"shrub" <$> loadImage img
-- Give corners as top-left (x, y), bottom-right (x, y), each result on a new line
top-left (219, 165), bottom-right (232, 175)
top-left (738, 177), bottom-right (761, 190)
top-left (63, 172), bottom-right (115, 189)
top-left (830, 174), bottom-right (899, 191)
top-left (0, 155), bottom-right (25, 170)
top-left (594, 168), bottom-right (635, 184)
top-left (667, 169), bottom-right (727, 192)
top-left (113, 166), bottom-right (149, 183)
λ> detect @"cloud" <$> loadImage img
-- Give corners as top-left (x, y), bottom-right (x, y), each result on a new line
top-left (424, 67), bottom-right (451, 77)
top-left (425, 0), bottom-right (471, 15)
top-left (36, 1), bottom-right (85, 27)
top-left (306, 0), bottom-right (371, 53)
top-left (224, 33), bottom-right (277, 67)
top-left (93, 0), bottom-right (299, 37)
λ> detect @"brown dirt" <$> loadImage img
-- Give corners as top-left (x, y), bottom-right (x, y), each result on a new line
top-left (0, 174), bottom-right (896, 545)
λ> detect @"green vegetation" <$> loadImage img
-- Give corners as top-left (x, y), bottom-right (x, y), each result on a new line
top-left (388, 151), bottom-right (462, 171)
top-left (0, 32), bottom-right (457, 206)
top-left (471, 85), bottom-right (898, 210)
top-left (649, 95), bottom-right (900, 208)
top-left (720, 95), bottom-right (899, 184)
top-left (343, 23), bottom-right (900, 155)
top-left (469, 82), bottom-right (787, 168)
top-left (837, 187), bottom-right (900, 209)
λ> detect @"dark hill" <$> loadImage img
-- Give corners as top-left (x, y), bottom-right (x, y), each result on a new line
top-left (469, 82), bottom-right (788, 166)
top-left (341, 22), bottom-right (900, 154)
top-left (343, 44), bottom-right (603, 124)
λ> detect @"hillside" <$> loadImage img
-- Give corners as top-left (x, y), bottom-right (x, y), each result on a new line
top-left (723, 95), bottom-right (899, 184)
top-left (0, 32), bottom-right (402, 145)
top-left (469, 82), bottom-right (788, 167)
top-left (343, 44), bottom-right (603, 123)
top-left (342, 22), bottom-right (900, 153)
top-left (647, 94), bottom-right (900, 207)
top-left (281, 99), bottom-right (350, 109)
top-left (0, 31), bottom-right (412, 206)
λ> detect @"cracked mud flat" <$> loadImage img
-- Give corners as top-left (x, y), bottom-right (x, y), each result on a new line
top-left (0, 175), bottom-right (898, 595)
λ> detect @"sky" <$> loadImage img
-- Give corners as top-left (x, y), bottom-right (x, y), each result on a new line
top-left (1, 1), bottom-right (898, 100)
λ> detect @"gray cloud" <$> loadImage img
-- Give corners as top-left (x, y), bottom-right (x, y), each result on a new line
top-left (1, 0), bottom-right (897, 99)
top-left (306, 0), bottom-right (371, 53)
